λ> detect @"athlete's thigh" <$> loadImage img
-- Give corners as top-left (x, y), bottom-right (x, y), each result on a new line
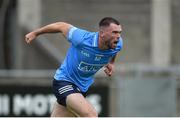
top-left (51, 101), bottom-right (75, 117)
top-left (66, 93), bottom-right (97, 117)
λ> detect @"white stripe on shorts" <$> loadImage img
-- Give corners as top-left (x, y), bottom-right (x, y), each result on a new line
top-left (58, 85), bottom-right (74, 94)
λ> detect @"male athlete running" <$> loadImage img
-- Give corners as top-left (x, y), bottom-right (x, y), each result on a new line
top-left (25, 17), bottom-right (123, 117)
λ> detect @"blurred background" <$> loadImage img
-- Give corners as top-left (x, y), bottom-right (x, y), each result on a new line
top-left (0, 0), bottom-right (180, 117)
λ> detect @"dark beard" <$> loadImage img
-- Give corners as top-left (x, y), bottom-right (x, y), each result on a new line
top-left (101, 38), bottom-right (112, 49)
top-left (105, 40), bottom-right (112, 49)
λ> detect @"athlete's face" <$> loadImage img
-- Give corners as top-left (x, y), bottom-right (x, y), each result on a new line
top-left (100, 23), bottom-right (122, 49)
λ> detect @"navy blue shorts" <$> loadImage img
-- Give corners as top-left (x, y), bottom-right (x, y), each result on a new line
top-left (52, 79), bottom-right (87, 107)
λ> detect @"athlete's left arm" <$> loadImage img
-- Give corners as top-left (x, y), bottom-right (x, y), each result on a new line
top-left (104, 55), bottom-right (117, 76)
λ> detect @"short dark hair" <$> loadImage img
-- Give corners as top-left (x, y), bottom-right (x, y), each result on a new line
top-left (99, 17), bottom-right (120, 27)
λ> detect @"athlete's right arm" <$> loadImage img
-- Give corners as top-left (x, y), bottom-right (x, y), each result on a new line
top-left (25, 22), bottom-right (72, 44)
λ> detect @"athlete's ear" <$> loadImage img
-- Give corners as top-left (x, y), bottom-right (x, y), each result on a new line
top-left (99, 30), bottom-right (104, 38)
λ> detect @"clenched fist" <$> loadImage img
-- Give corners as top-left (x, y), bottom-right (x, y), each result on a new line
top-left (25, 32), bottom-right (37, 44)
top-left (104, 63), bottom-right (115, 76)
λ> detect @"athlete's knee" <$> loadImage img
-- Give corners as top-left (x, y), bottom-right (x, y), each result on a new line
top-left (81, 109), bottom-right (98, 117)
top-left (89, 110), bottom-right (98, 117)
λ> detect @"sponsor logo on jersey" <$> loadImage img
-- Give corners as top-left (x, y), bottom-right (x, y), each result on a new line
top-left (78, 61), bottom-right (104, 72)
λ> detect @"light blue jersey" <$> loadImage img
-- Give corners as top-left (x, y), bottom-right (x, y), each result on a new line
top-left (54, 27), bottom-right (123, 92)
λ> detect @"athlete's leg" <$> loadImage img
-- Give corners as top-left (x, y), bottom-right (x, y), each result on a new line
top-left (66, 93), bottom-right (98, 117)
top-left (50, 101), bottom-right (76, 117)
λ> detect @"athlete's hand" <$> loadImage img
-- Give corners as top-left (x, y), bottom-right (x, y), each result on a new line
top-left (25, 32), bottom-right (37, 44)
top-left (104, 63), bottom-right (114, 76)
